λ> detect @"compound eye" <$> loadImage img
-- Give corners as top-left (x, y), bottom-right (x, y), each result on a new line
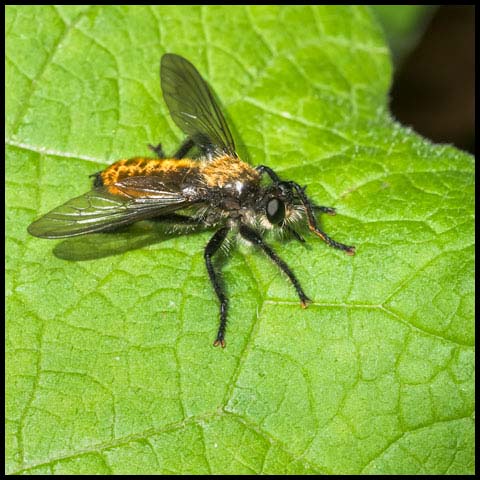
top-left (266, 198), bottom-right (285, 225)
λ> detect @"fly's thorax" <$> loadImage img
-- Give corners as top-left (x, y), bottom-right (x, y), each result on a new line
top-left (199, 155), bottom-right (260, 191)
top-left (194, 155), bottom-right (262, 216)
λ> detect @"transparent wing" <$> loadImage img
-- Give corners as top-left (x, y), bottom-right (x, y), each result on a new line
top-left (161, 53), bottom-right (237, 157)
top-left (27, 186), bottom-right (189, 239)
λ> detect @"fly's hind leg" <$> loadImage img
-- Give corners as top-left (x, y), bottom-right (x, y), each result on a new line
top-left (173, 138), bottom-right (195, 159)
top-left (148, 138), bottom-right (195, 159)
top-left (148, 143), bottom-right (166, 158)
top-left (285, 225), bottom-right (305, 243)
top-left (256, 165), bottom-right (281, 183)
top-left (204, 227), bottom-right (230, 347)
top-left (150, 213), bottom-right (200, 224)
top-left (149, 213), bottom-right (204, 234)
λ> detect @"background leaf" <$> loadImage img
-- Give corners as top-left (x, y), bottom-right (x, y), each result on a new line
top-left (6, 5), bottom-right (474, 475)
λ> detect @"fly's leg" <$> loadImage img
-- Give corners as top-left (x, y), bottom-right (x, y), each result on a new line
top-left (149, 213), bottom-right (204, 233)
top-left (256, 167), bottom-right (355, 254)
top-left (150, 213), bottom-right (198, 224)
top-left (148, 143), bottom-right (166, 158)
top-left (204, 227), bottom-right (230, 348)
top-left (148, 138), bottom-right (195, 159)
top-left (150, 213), bottom-right (199, 224)
top-left (89, 172), bottom-right (104, 187)
top-left (173, 138), bottom-right (195, 159)
top-left (310, 228), bottom-right (355, 254)
top-left (285, 225), bottom-right (305, 243)
top-left (313, 205), bottom-right (336, 215)
top-left (239, 225), bottom-right (311, 308)
top-left (256, 165), bottom-right (281, 183)
top-left (99, 214), bottom-right (201, 235)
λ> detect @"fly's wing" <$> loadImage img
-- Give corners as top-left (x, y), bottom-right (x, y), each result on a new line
top-left (161, 53), bottom-right (237, 157)
top-left (27, 186), bottom-right (188, 239)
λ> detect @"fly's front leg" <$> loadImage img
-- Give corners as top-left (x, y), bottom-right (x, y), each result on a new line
top-left (89, 172), bottom-right (104, 187)
top-left (256, 165), bottom-right (281, 183)
top-left (239, 225), bottom-right (311, 308)
top-left (285, 225), bottom-right (305, 243)
top-left (173, 138), bottom-right (195, 159)
top-left (204, 227), bottom-right (230, 347)
top-left (256, 170), bottom-right (336, 216)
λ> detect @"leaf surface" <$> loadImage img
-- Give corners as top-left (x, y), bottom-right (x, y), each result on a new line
top-left (6, 5), bottom-right (474, 475)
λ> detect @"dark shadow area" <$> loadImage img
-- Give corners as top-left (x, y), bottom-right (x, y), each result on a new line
top-left (53, 220), bottom-right (209, 261)
top-left (52, 216), bottom-right (312, 263)
top-left (390, 5), bottom-right (475, 154)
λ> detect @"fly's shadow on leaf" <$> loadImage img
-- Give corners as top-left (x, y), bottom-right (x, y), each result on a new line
top-left (53, 219), bottom-right (207, 261)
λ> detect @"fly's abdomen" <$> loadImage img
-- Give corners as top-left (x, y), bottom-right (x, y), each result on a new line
top-left (100, 157), bottom-right (199, 197)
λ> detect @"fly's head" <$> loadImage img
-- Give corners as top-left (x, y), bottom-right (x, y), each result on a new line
top-left (256, 181), bottom-right (308, 233)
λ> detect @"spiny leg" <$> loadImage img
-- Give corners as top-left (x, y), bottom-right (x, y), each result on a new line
top-left (239, 225), bottom-right (311, 307)
top-left (307, 226), bottom-right (355, 253)
top-left (299, 187), bottom-right (336, 216)
top-left (313, 205), bottom-right (336, 215)
top-left (285, 225), bottom-right (305, 243)
top-left (149, 213), bottom-right (205, 234)
top-left (173, 138), bottom-right (195, 159)
top-left (150, 213), bottom-right (200, 225)
top-left (204, 227), bottom-right (230, 348)
top-left (257, 166), bottom-right (335, 216)
top-left (149, 213), bottom-right (205, 227)
top-left (256, 164), bottom-right (281, 183)
top-left (148, 137), bottom-right (195, 159)
top-left (148, 143), bottom-right (166, 158)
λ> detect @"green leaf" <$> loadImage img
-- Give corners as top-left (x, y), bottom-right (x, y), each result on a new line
top-left (6, 5), bottom-right (474, 475)
top-left (370, 5), bottom-right (437, 63)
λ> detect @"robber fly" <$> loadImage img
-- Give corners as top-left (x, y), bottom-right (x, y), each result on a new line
top-left (28, 53), bottom-right (355, 347)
